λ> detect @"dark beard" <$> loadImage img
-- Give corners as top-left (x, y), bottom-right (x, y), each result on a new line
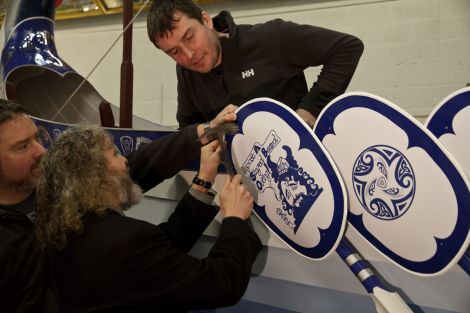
top-left (109, 173), bottom-right (143, 210)
top-left (0, 170), bottom-right (38, 194)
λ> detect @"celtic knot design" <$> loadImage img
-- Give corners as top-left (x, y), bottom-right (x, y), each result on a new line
top-left (352, 145), bottom-right (416, 220)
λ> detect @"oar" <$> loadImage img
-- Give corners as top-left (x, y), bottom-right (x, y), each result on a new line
top-left (336, 238), bottom-right (413, 313)
top-left (459, 253), bottom-right (470, 275)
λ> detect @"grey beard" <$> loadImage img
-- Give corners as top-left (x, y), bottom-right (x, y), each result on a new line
top-left (109, 173), bottom-right (143, 210)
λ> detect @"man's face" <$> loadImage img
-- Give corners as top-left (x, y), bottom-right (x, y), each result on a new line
top-left (0, 115), bottom-right (45, 195)
top-left (103, 144), bottom-right (128, 176)
top-left (155, 11), bottom-right (222, 73)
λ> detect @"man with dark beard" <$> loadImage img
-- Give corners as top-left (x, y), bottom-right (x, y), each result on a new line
top-left (35, 125), bottom-right (261, 313)
top-left (0, 99), bottom-right (54, 312)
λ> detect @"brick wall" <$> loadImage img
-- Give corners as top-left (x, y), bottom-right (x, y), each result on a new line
top-left (54, 0), bottom-right (470, 127)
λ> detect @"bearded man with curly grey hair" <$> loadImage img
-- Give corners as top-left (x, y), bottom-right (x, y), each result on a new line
top-left (35, 125), bottom-right (261, 313)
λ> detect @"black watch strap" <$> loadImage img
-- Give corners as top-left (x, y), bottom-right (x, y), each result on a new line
top-left (192, 175), bottom-right (213, 189)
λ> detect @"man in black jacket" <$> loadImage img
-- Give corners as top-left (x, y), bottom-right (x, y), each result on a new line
top-left (0, 98), bottom-right (237, 312)
top-left (147, 0), bottom-right (364, 128)
top-left (0, 100), bottom-right (52, 312)
top-left (35, 125), bottom-right (261, 313)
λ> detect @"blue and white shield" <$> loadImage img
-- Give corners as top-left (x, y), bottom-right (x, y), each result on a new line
top-left (227, 98), bottom-right (347, 260)
top-left (314, 92), bottom-right (470, 275)
top-left (426, 87), bottom-right (470, 179)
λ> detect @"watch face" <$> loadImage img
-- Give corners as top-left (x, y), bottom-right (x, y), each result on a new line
top-left (227, 98), bottom-right (347, 260)
top-left (315, 92), bottom-right (470, 276)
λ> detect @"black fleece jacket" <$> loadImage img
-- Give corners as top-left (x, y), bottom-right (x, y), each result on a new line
top-left (50, 193), bottom-right (261, 313)
top-left (176, 11), bottom-right (364, 127)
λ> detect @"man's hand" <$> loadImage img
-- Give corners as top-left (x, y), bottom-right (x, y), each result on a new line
top-left (191, 140), bottom-right (221, 193)
top-left (296, 108), bottom-right (316, 128)
top-left (198, 140), bottom-right (222, 183)
top-left (219, 174), bottom-right (253, 220)
top-left (197, 104), bottom-right (238, 144)
top-left (210, 104), bottom-right (238, 128)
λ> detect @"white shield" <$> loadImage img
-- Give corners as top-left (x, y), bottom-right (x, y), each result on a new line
top-left (228, 98), bottom-right (347, 260)
top-left (426, 87), bottom-right (470, 179)
top-left (314, 92), bottom-right (470, 276)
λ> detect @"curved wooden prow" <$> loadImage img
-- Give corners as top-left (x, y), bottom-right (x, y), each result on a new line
top-left (99, 101), bottom-right (116, 127)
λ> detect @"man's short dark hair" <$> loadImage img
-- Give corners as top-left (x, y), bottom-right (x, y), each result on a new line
top-left (147, 0), bottom-right (203, 48)
top-left (0, 98), bottom-right (27, 125)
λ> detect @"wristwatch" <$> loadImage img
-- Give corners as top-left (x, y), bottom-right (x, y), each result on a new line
top-left (192, 175), bottom-right (216, 197)
top-left (192, 175), bottom-right (213, 189)
top-left (203, 121), bottom-right (211, 134)
top-left (203, 121), bottom-right (216, 141)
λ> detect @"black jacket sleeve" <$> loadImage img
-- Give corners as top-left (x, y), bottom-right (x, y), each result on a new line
top-left (277, 20), bottom-right (364, 117)
top-left (158, 191), bottom-right (218, 252)
top-left (127, 125), bottom-right (201, 192)
top-left (121, 194), bottom-right (262, 311)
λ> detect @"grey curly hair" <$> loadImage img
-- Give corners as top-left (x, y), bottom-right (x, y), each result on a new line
top-left (35, 125), bottom-right (117, 250)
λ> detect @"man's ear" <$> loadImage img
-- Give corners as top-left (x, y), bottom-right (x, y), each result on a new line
top-left (201, 11), bottom-right (213, 28)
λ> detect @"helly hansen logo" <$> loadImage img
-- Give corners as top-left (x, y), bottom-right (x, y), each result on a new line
top-left (242, 69), bottom-right (255, 79)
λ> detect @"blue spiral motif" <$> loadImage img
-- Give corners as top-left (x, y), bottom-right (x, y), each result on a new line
top-left (352, 145), bottom-right (416, 220)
